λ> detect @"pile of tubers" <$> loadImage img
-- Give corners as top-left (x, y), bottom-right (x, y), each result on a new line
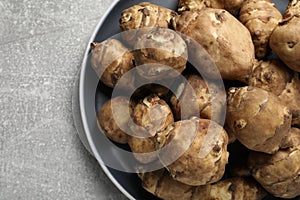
top-left (91, 0), bottom-right (300, 199)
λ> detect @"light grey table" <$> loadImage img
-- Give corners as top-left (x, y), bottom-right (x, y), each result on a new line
top-left (0, 0), bottom-right (126, 199)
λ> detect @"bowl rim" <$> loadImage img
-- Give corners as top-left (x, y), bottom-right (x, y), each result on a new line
top-left (79, 0), bottom-right (135, 199)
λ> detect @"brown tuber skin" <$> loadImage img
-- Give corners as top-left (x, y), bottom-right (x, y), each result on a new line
top-left (119, 2), bottom-right (177, 46)
top-left (170, 74), bottom-right (226, 123)
top-left (132, 84), bottom-right (170, 99)
top-left (248, 60), bottom-right (292, 96)
top-left (248, 128), bottom-right (300, 199)
top-left (140, 169), bottom-right (266, 200)
top-left (133, 28), bottom-right (188, 80)
top-left (226, 86), bottom-right (292, 154)
top-left (156, 118), bottom-right (229, 186)
top-left (128, 95), bottom-right (174, 163)
top-left (91, 39), bottom-right (135, 89)
top-left (97, 96), bottom-right (134, 144)
top-left (249, 59), bottom-right (300, 125)
top-left (177, 0), bottom-right (244, 14)
top-left (239, 0), bottom-right (282, 59)
top-left (128, 136), bottom-right (157, 164)
top-left (140, 169), bottom-right (195, 200)
top-left (278, 73), bottom-right (300, 125)
top-left (270, 0), bottom-right (300, 72)
top-left (172, 9), bottom-right (255, 82)
top-left (284, 0), bottom-right (300, 19)
top-left (193, 177), bottom-right (267, 200)
top-left (224, 124), bottom-right (237, 144)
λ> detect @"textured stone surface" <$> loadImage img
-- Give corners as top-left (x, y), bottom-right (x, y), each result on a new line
top-left (0, 0), bottom-right (126, 199)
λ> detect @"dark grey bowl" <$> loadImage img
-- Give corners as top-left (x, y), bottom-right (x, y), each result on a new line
top-left (76, 0), bottom-right (299, 199)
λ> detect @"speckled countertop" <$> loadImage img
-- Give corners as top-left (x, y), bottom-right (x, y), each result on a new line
top-left (0, 0), bottom-right (126, 199)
